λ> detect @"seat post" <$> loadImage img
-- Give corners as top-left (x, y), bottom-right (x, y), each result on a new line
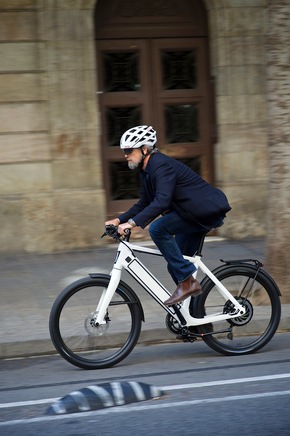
top-left (195, 232), bottom-right (207, 256)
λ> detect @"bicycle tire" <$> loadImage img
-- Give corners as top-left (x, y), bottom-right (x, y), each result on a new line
top-left (195, 264), bottom-right (281, 355)
top-left (49, 276), bottom-right (142, 369)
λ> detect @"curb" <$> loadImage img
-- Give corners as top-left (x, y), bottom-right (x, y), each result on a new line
top-left (46, 381), bottom-right (164, 415)
top-left (1, 318), bottom-right (290, 361)
top-left (0, 328), bottom-right (176, 360)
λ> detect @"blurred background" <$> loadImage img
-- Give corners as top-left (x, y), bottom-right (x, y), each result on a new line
top-left (0, 0), bottom-right (288, 258)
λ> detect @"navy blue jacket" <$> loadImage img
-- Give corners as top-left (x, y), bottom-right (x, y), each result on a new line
top-left (118, 152), bottom-right (231, 230)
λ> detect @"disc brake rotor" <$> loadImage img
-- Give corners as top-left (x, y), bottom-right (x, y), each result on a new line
top-left (84, 313), bottom-right (109, 336)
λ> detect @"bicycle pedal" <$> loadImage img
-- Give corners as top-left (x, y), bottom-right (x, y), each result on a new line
top-left (176, 334), bottom-right (197, 343)
top-left (176, 328), bottom-right (198, 342)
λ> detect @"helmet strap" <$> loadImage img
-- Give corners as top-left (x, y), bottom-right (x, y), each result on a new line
top-left (140, 145), bottom-right (155, 159)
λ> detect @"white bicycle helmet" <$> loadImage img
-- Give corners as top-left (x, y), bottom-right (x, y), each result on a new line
top-left (120, 125), bottom-right (157, 150)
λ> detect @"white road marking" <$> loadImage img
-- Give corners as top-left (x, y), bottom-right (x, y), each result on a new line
top-left (87, 385), bottom-right (114, 407)
top-left (0, 398), bottom-right (60, 408)
top-left (111, 381), bottom-right (125, 405)
top-left (1, 390), bottom-right (290, 427)
top-left (70, 391), bottom-right (91, 411)
top-left (161, 372), bottom-right (290, 390)
top-left (128, 381), bottom-right (146, 401)
top-left (1, 373), bottom-right (290, 410)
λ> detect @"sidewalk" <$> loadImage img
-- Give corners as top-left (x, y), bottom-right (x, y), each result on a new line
top-left (0, 237), bottom-right (289, 359)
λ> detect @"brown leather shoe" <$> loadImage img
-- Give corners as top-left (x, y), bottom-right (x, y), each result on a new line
top-left (164, 276), bottom-right (202, 306)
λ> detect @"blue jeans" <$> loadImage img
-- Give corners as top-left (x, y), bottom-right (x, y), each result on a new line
top-left (148, 211), bottom-right (208, 285)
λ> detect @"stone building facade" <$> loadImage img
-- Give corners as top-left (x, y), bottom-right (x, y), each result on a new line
top-left (0, 0), bottom-right (270, 253)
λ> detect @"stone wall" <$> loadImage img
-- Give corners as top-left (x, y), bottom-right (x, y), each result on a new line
top-left (0, 0), bottom-right (269, 253)
top-left (206, 0), bottom-right (268, 238)
top-left (0, 0), bottom-right (106, 253)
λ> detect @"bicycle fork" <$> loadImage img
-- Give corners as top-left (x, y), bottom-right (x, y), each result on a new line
top-left (92, 241), bottom-right (173, 326)
top-left (91, 268), bottom-right (122, 326)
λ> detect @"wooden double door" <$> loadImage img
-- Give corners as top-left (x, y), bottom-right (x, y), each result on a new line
top-left (97, 37), bottom-right (214, 219)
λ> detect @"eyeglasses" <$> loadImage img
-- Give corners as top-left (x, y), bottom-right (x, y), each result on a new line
top-left (123, 148), bottom-right (135, 155)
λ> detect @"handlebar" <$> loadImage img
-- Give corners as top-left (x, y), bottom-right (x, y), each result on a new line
top-left (101, 225), bottom-right (131, 242)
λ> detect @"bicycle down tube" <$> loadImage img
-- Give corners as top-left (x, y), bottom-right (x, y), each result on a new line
top-left (94, 240), bottom-right (245, 327)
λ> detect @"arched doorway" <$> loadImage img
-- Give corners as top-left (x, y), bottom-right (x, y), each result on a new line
top-left (95, 0), bottom-right (214, 220)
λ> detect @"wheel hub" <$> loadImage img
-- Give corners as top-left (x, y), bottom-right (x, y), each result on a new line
top-left (225, 297), bottom-right (253, 326)
top-left (84, 312), bottom-right (109, 336)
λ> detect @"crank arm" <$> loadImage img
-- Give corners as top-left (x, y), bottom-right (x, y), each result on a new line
top-left (180, 326), bottom-right (233, 339)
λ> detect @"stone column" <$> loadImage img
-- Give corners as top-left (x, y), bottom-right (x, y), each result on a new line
top-left (206, 0), bottom-right (269, 238)
top-left (265, 0), bottom-right (290, 303)
top-left (39, 0), bottom-right (106, 252)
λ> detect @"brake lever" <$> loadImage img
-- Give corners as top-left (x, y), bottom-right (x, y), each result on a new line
top-left (101, 225), bottom-right (131, 241)
top-left (101, 225), bottom-right (120, 240)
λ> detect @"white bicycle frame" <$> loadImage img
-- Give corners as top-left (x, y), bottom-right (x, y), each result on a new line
top-left (94, 239), bottom-right (245, 328)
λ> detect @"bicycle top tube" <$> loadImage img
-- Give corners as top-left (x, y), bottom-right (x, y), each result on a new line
top-left (124, 242), bottom-right (163, 256)
top-left (102, 224), bottom-right (208, 256)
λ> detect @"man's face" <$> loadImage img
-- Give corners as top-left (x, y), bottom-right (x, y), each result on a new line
top-left (124, 148), bottom-right (143, 170)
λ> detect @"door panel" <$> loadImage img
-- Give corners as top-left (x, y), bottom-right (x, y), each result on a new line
top-left (98, 40), bottom-right (152, 215)
top-left (152, 38), bottom-right (211, 180)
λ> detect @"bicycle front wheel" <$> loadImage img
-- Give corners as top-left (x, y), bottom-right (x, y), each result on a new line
top-left (49, 277), bottom-right (142, 369)
top-left (196, 264), bottom-right (281, 355)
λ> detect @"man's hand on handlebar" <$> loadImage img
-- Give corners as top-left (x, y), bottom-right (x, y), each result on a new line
top-left (105, 218), bottom-right (120, 227)
top-left (104, 218), bottom-right (134, 238)
top-left (118, 223), bottom-right (134, 236)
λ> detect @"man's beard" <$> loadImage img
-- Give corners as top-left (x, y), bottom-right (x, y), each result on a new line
top-left (128, 159), bottom-right (142, 170)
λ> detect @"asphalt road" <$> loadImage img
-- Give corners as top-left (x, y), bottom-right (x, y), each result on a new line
top-left (1, 332), bottom-right (290, 435)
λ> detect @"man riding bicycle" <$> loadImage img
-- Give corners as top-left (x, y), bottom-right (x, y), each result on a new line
top-left (105, 125), bottom-right (231, 306)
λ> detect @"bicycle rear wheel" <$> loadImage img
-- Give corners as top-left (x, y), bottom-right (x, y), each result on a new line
top-left (49, 276), bottom-right (142, 369)
top-left (196, 264), bottom-right (281, 355)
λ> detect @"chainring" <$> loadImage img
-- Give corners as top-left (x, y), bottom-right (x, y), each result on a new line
top-left (165, 314), bottom-right (182, 335)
